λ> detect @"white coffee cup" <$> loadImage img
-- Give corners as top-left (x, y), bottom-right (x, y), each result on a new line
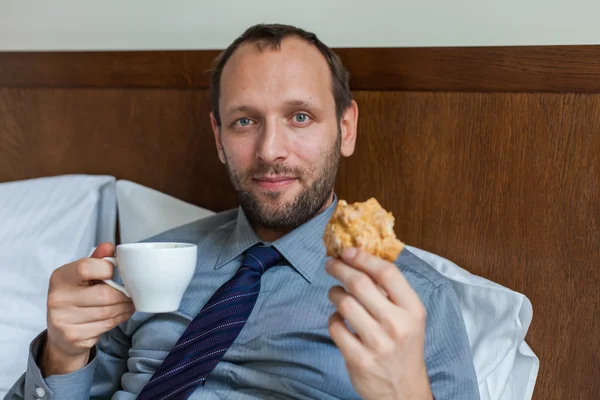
top-left (102, 242), bottom-right (197, 313)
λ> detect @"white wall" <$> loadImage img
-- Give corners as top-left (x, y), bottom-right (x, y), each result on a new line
top-left (1, 0), bottom-right (599, 51)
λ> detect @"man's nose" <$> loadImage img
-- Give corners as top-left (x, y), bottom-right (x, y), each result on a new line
top-left (256, 119), bottom-right (289, 163)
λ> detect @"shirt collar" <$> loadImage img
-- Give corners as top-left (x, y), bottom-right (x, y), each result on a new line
top-left (214, 209), bottom-right (262, 270)
top-left (215, 195), bottom-right (338, 283)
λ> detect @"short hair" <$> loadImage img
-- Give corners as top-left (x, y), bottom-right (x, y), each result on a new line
top-left (210, 23), bottom-right (352, 126)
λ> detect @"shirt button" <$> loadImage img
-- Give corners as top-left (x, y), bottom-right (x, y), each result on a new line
top-left (35, 387), bottom-right (46, 397)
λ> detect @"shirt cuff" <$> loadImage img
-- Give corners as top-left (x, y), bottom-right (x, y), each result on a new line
top-left (23, 330), bottom-right (97, 400)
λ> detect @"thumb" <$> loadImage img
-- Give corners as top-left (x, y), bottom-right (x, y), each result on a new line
top-left (91, 242), bottom-right (115, 259)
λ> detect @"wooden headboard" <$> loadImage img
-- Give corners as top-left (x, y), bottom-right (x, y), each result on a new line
top-left (1, 46), bottom-right (599, 399)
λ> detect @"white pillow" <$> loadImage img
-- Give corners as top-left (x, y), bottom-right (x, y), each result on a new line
top-left (0, 175), bottom-right (117, 397)
top-left (406, 246), bottom-right (539, 400)
top-left (114, 181), bottom-right (539, 399)
top-left (115, 180), bottom-right (215, 244)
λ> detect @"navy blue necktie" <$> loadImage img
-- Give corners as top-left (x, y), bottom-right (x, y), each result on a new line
top-left (137, 245), bottom-right (282, 400)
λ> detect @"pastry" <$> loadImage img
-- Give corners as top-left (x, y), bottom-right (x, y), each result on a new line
top-left (323, 198), bottom-right (404, 262)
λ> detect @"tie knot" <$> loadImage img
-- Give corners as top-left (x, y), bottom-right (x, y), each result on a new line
top-left (242, 245), bottom-right (281, 274)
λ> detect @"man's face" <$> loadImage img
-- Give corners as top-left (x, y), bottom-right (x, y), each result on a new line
top-left (211, 37), bottom-right (357, 230)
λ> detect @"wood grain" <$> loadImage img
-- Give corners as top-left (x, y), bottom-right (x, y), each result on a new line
top-left (2, 46), bottom-right (600, 92)
top-left (337, 46), bottom-right (600, 92)
top-left (0, 88), bottom-right (234, 212)
top-left (0, 51), bottom-right (220, 89)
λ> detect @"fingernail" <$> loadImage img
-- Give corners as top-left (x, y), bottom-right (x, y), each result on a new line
top-left (342, 247), bottom-right (357, 260)
top-left (324, 258), bottom-right (333, 271)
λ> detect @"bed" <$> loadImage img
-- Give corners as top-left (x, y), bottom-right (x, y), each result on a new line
top-left (1, 45), bottom-right (599, 399)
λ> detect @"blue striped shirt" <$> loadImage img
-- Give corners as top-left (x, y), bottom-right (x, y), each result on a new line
top-left (7, 198), bottom-right (480, 399)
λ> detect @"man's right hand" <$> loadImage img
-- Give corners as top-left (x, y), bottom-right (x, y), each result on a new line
top-left (41, 242), bottom-right (135, 377)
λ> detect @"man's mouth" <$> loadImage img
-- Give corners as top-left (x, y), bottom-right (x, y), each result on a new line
top-left (253, 175), bottom-right (298, 189)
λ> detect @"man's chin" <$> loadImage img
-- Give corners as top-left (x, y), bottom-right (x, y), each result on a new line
top-left (253, 196), bottom-right (295, 216)
top-left (253, 183), bottom-right (301, 202)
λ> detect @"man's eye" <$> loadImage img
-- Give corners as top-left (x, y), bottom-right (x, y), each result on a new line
top-left (236, 118), bottom-right (253, 127)
top-left (294, 113), bottom-right (310, 123)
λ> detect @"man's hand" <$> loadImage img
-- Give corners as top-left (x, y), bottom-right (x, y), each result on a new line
top-left (325, 248), bottom-right (433, 400)
top-left (42, 242), bottom-right (135, 376)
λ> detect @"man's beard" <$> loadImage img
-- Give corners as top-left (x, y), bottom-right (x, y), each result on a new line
top-left (225, 134), bottom-right (341, 231)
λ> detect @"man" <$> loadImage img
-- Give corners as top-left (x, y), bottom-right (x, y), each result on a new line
top-left (7, 24), bottom-right (479, 399)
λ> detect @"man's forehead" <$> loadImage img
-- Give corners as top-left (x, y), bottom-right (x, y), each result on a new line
top-left (221, 37), bottom-right (331, 86)
top-left (219, 37), bottom-right (333, 109)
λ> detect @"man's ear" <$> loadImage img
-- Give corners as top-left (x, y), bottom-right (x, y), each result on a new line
top-left (339, 100), bottom-right (358, 157)
top-left (210, 112), bottom-right (226, 164)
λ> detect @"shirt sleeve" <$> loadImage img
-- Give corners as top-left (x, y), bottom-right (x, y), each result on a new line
top-left (423, 282), bottom-right (481, 399)
top-left (4, 326), bottom-right (130, 400)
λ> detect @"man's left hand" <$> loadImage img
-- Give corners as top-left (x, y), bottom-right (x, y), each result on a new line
top-left (325, 247), bottom-right (433, 400)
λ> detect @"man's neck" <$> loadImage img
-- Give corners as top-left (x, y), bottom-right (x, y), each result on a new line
top-left (254, 192), bottom-right (335, 242)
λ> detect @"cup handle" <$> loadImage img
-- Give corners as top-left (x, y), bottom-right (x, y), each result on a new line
top-left (102, 257), bottom-right (130, 297)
